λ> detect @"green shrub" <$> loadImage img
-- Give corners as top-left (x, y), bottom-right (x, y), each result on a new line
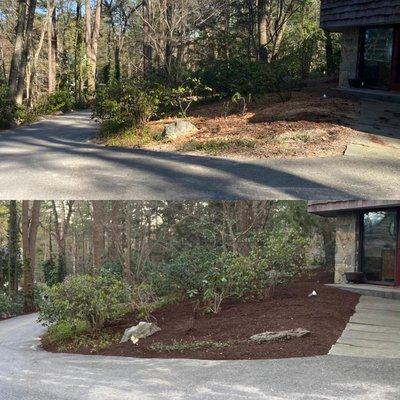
top-left (41, 258), bottom-right (58, 287)
top-left (94, 81), bottom-right (160, 129)
top-left (198, 59), bottom-right (286, 97)
top-left (38, 274), bottom-right (130, 330)
top-left (0, 85), bottom-right (17, 129)
top-left (45, 90), bottom-right (74, 113)
top-left (0, 292), bottom-right (12, 317)
top-left (150, 248), bottom-right (220, 297)
top-left (0, 291), bottom-right (24, 317)
top-left (47, 320), bottom-right (89, 344)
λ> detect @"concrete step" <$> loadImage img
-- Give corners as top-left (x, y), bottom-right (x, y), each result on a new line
top-left (345, 322), bottom-right (400, 335)
top-left (329, 343), bottom-right (400, 358)
top-left (340, 329), bottom-right (400, 344)
top-left (326, 284), bottom-right (400, 300)
top-left (350, 313), bottom-right (400, 329)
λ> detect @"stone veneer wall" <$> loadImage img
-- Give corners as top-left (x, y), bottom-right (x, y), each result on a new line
top-left (339, 28), bottom-right (360, 88)
top-left (335, 212), bottom-right (359, 283)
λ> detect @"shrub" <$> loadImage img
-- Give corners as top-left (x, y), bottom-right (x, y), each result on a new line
top-left (0, 291), bottom-right (24, 317)
top-left (150, 248), bottom-right (220, 297)
top-left (45, 90), bottom-right (74, 113)
top-left (0, 292), bottom-right (12, 317)
top-left (0, 85), bottom-right (17, 129)
top-left (41, 258), bottom-right (58, 287)
top-left (47, 319), bottom-right (89, 344)
top-left (38, 274), bottom-right (130, 330)
top-left (198, 59), bottom-right (284, 97)
top-left (93, 81), bottom-right (160, 129)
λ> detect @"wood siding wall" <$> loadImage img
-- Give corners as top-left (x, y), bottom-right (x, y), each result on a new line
top-left (320, 0), bottom-right (400, 31)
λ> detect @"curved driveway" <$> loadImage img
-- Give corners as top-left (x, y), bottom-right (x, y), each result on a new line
top-left (0, 111), bottom-right (399, 200)
top-left (1, 313), bottom-right (399, 400)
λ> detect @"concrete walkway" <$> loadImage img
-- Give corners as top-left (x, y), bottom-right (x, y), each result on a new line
top-left (330, 296), bottom-right (400, 359)
top-left (0, 111), bottom-right (400, 200)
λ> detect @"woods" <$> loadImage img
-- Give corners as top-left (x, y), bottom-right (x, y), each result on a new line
top-left (1, 0), bottom-right (341, 128)
top-left (0, 200), bottom-right (335, 318)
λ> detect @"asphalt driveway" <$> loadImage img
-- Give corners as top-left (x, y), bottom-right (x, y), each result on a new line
top-left (0, 111), bottom-right (399, 200)
top-left (1, 313), bottom-right (399, 400)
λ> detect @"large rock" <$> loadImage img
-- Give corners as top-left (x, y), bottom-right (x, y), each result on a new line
top-left (163, 120), bottom-right (198, 140)
top-left (120, 322), bottom-right (161, 344)
top-left (250, 328), bottom-right (310, 343)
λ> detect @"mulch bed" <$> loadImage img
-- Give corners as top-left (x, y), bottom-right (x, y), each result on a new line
top-left (42, 271), bottom-right (360, 360)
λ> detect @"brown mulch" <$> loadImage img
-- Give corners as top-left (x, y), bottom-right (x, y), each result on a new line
top-left (42, 271), bottom-right (360, 360)
top-left (144, 83), bottom-right (362, 159)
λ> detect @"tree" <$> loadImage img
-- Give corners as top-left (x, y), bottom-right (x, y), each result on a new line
top-left (22, 200), bottom-right (41, 312)
top-left (92, 200), bottom-right (105, 272)
top-left (7, 201), bottom-right (20, 297)
top-left (8, 0), bottom-right (38, 105)
top-left (51, 201), bottom-right (74, 282)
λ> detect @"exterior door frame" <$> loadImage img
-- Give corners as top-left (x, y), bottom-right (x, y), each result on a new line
top-left (359, 208), bottom-right (400, 286)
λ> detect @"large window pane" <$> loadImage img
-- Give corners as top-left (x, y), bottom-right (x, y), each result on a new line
top-left (362, 28), bottom-right (394, 90)
top-left (363, 211), bottom-right (397, 283)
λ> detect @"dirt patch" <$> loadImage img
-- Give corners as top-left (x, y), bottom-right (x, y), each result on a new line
top-left (42, 271), bottom-right (360, 360)
top-left (139, 84), bottom-right (362, 159)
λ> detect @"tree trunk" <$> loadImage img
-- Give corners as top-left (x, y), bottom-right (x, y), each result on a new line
top-left (142, 0), bottom-right (153, 77)
top-left (22, 201), bottom-right (41, 312)
top-left (7, 201), bottom-right (20, 297)
top-left (85, 0), bottom-right (101, 93)
top-left (92, 201), bottom-right (105, 272)
top-left (258, 0), bottom-right (268, 62)
top-left (48, 0), bottom-right (57, 93)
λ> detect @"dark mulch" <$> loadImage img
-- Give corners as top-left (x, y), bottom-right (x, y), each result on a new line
top-left (42, 271), bottom-right (360, 360)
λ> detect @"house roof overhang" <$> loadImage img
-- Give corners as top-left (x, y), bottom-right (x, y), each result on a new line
top-left (308, 201), bottom-right (400, 217)
top-left (320, 0), bottom-right (400, 32)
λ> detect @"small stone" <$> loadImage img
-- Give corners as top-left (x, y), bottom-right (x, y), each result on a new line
top-left (120, 322), bottom-right (161, 344)
top-left (249, 328), bottom-right (310, 343)
top-left (162, 120), bottom-right (198, 140)
top-left (308, 290), bottom-right (318, 297)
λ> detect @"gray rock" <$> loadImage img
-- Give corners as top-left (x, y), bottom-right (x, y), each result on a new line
top-left (163, 120), bottom-right (198, 140)
top-left (120, 321), bottom-right (161, 344)
top-left (250, 328), bottom-right (310, 343)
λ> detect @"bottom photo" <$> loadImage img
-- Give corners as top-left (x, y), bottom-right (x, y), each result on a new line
top-left (0, 200), bottom-right (399, 399)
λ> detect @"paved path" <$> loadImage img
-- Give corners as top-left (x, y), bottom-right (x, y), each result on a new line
top-left (0, 111), bottom-right (399, 200)
top-left (330, 296), bottom-right (400, 358)
top-left (1, 313), bottom-right (400, 400)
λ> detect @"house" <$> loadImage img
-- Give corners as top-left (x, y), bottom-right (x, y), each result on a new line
top-left (320, 1), bottom-right (400, 91)
top-left (308, 201), bottom-right (400, 286)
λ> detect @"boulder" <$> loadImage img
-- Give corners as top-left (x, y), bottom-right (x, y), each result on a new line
top-left (162, 120), bottom-right (198, 140)
top-left (249, 328), bottom-right (310, 343)
top-left (120, 322), bottom-right (161, 344)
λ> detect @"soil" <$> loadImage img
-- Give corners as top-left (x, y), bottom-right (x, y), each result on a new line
top-left (42, 271), bottom-right (360, 360)
top-left (141, 81), bottom-right (362, 159)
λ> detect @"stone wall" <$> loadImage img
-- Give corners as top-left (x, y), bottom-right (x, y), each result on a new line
top-left (335, 212), bottom-right (359, 283)
top-left (339, 28), bottom-right (359, 88)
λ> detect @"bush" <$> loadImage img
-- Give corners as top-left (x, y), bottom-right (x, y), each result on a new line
top-left (198, 59), bottom-right (288, 97)
top-left (0, 85), bottom-right (17, 129)
top-left (47, 319), bottom-right (89, 344)
top-left (45, 90), bottom-right (74, 113)
top-left (38, 274), bottom-right (130, 330)
top-left (0, 292), bottom-right (12, 317)
top-left (149, 248), bottom-right (220, 297)
top-left (93, 81), bottom-right (160, 129)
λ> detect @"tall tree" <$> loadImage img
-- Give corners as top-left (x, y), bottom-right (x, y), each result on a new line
top-left (92, 200), bottom-right (105, 272)
top-left (7, 200), bottom-right (20, 297)
top-left (8, 0), bottom-right (38, 104)
top-left (22, 200), bottom-right (41, 312)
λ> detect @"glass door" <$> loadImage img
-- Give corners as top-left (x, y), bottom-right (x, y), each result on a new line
top-left (362, 210), bottom-right (398, 285)
top-left (359, 27), bottom-right (394, 90)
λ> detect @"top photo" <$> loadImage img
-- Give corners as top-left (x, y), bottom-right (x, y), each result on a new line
top-left (0, 0), bottom-right (399, 200)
